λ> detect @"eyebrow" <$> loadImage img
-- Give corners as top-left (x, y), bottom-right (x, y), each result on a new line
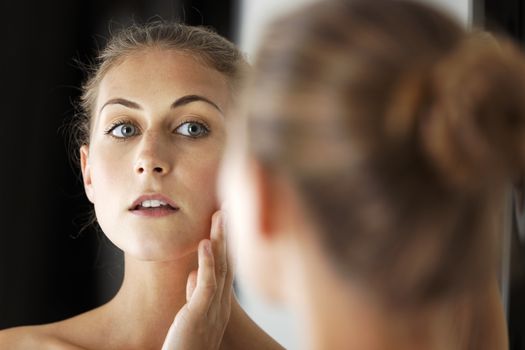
top-left (172, 95), bottom-right (223, 114)
top-left (99, 98), bottom-right (142, 114)
top-left (99, 94), bottom-right (223, 115)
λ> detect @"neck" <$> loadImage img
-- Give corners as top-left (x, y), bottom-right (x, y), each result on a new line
top-left (102, 252), bottom-right (198, 349)
top-left (95, 252), bottom-right (283, 350)
top-left (285, 235), bottom-right (508, 350)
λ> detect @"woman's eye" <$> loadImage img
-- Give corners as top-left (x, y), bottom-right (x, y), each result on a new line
top-left (110, 123), bottom-right (139, 138)
top-left (176, 121), bottom-right (209, 138)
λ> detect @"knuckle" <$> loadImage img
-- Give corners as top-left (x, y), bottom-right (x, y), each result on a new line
top-left (202, 280), bottom-right (217, 293)
top-left (205, 256), bottom-right (215, 267)
top-left (218, 262), bottom-right (228, 277)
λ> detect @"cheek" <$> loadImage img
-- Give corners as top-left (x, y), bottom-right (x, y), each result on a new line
top-left (181, 156), bottom-right (220, 209)
top-left (88, 149), bottom-right (130, 231)
top-left (174, 154), bottom-right (222, 246)
top-left (90, 144), bottom-right (130, 189)
top-left (90, 152), bottom-right (128, 200)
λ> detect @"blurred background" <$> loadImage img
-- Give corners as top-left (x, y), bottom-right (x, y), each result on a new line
top-left (0, 0), bottom-right (523, 349)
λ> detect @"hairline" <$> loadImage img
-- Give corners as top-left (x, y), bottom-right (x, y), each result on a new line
top-left (82, 45), bottom-right (237, 145)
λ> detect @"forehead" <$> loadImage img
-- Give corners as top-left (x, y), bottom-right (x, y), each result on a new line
top-left (96, 48), bottom-right (230, 112)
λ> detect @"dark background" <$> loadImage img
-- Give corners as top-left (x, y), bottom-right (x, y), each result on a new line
top-left (0, 1), bottom-right (524, 349)
top-left (478, 1), bottom-right (525, 349)
top-left (0, 0), bottom-right (237, 329)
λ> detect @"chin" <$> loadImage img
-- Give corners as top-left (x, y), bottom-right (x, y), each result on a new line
top-left (108, 227), bottom-right (201, 262)
top-left (128, 240), bottom-right (199, 262)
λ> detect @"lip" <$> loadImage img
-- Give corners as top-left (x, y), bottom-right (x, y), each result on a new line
top-left (129, 194), bottom-right (179, 217)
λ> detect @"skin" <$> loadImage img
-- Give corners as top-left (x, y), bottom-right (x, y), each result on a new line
top-left (85, 48), bottom-right (229, 262)
top-left (220, 127), bottom-right (510, 350)
top-left (0, 48), bottom-right (284, 350)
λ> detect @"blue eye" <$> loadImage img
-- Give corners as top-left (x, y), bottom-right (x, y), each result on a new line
top-left (108, 123), bottom-right (139, 138)
top-left (176, 121), bottom-right (209, 138)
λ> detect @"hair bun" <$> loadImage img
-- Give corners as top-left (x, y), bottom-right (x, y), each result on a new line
top-left (420, 33), bottom-right (525, 190)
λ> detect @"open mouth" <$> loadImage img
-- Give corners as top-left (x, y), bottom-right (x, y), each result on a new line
top-left (129, 197), bottom-right (179, 217)
top-left (132, 199), bottom-right (177, 210)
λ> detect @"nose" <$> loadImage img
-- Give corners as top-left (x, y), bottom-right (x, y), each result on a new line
top-left (134, 133), bottom-right (171, 176)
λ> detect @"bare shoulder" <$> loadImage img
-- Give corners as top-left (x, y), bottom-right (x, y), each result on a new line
top-left (0, 324), bottom-right (87, 350)
top-left (0, 326), bottom-right (37, 350)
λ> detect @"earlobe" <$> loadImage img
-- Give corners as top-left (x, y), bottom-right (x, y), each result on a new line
top-left (250, 159), bottom-right (278, 240)
top-left (80, 145), bottom-right (94, 203)
top-left (250, 159), bottom-right (305, 243)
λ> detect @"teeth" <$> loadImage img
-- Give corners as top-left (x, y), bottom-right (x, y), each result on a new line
top-left (141, 199), bottom-right (168, 208)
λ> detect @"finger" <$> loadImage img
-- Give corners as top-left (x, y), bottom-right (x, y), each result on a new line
top-left (220, 211), bottom-right (235, 305)
top-left (186, 270), bottom-right (197, 302)
top-left (187, 239), bottom-right (216, 313)
top-left (210, 211), bottom-right (228, 302)
top-left (161, 319), bottom-right (179, 350)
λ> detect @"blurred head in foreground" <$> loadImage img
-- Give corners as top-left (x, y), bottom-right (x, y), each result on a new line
top-left (220, 0), bottom-right (525, 348)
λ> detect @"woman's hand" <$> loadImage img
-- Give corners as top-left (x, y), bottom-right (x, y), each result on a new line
top-left (162, 211), bottom-right (233, 350)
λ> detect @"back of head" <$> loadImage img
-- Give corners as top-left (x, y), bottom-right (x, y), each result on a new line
top-left (243, 0), bottom-right (525, 307)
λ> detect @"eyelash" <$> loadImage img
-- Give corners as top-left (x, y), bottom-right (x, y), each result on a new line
top-left (104, 119), bottom-right (139, 140)
top-left (176, 119), bottom-right (211, 138)
top-left (103, 118), bottom-right (210, 139)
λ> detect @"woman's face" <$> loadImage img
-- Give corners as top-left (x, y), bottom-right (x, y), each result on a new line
top-left (81, 48), bottom-right (230, 261)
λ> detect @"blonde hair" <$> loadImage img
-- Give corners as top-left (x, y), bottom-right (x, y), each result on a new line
top-left (245, 0), bottom-right (525, 306)
top-left (74, 21), bottom-right (246, 150)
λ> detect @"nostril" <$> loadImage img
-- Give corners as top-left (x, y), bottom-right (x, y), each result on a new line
top-left (135, 163), bottom-right (164, 174)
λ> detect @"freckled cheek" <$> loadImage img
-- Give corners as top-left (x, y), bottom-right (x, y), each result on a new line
top-left (181, 158), bottom-right (221, 213)
top-left (90, 152), bottom-right (131, 202)
top-left (89, 153), bottom-right (132, 237)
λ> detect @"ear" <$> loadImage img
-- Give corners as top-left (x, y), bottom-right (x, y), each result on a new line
top-left (249, 159), bottom-right (293, 241)
top-left (249, 159), bottom-right (272, 238)
top-left (80, 145), bottom-right (94, 203)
